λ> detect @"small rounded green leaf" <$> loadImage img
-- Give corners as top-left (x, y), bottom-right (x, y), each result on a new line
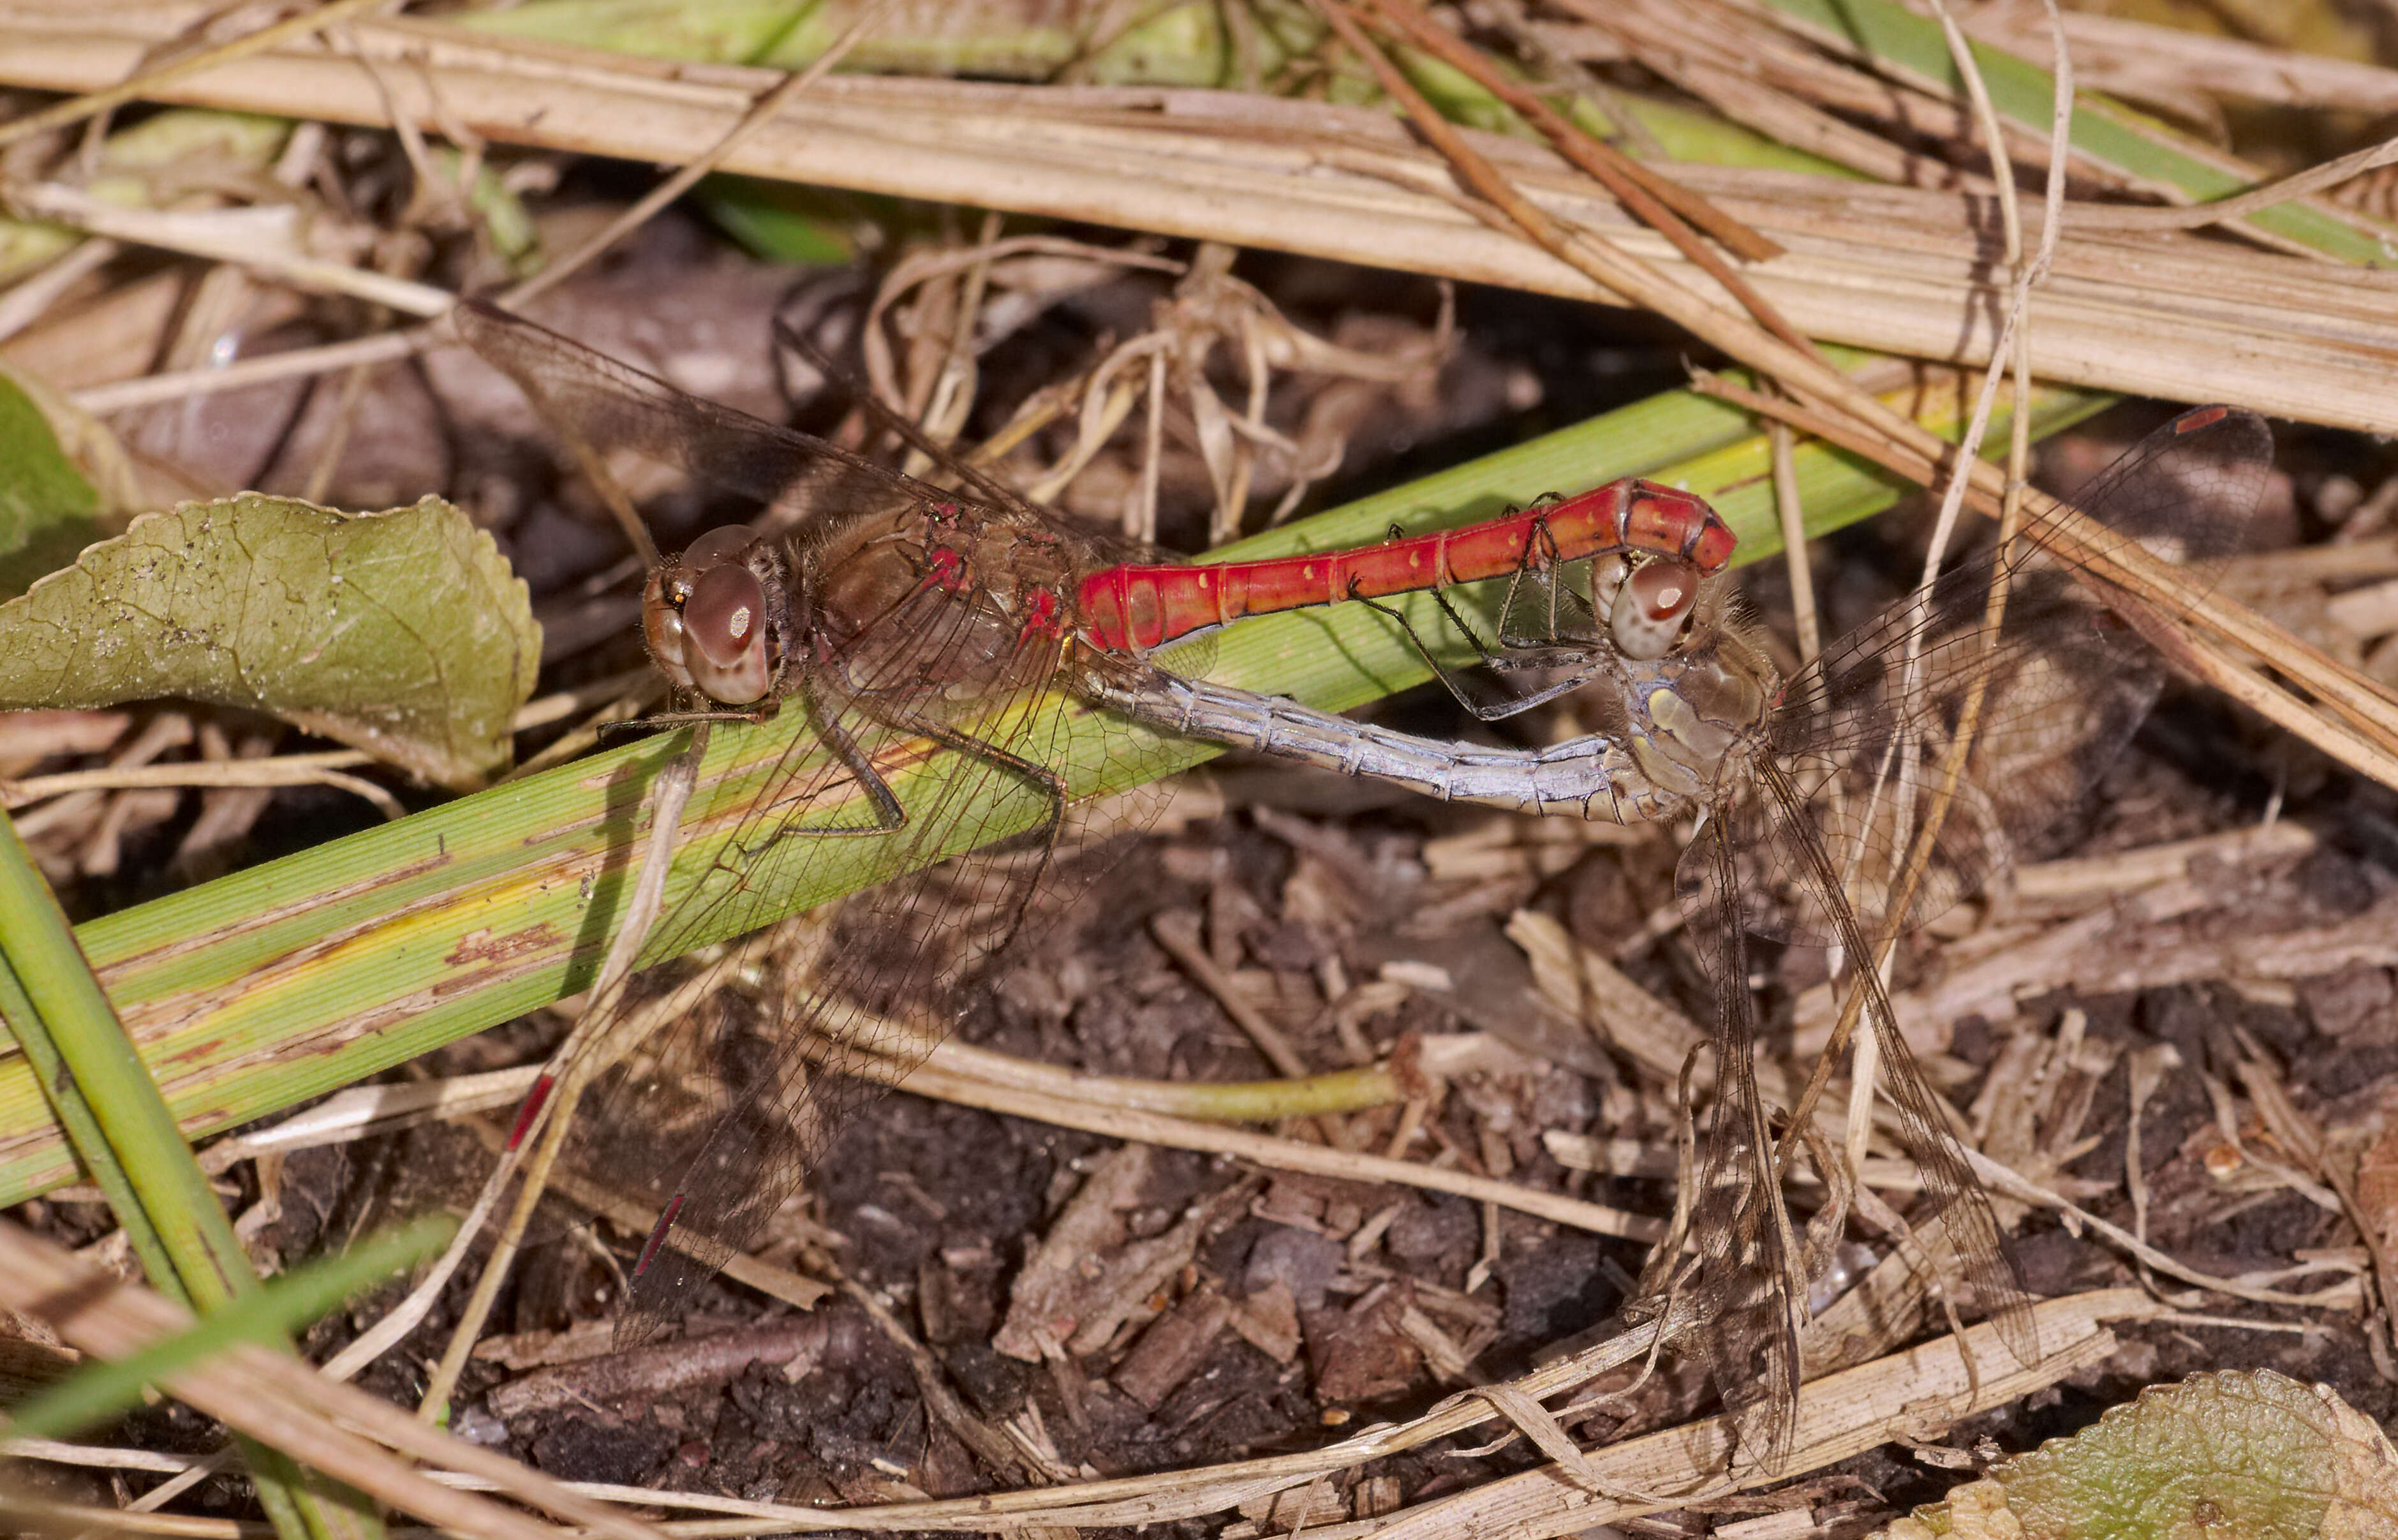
top-left (0, 494), bottom-right (538, 789)
top-left (1886, 1370), bottom-right (2398, 1540)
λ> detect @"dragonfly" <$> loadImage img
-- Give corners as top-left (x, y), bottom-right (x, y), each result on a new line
top-left (1085, 404), bottom-right (2276, 1464)
top-left (448, 300), bottom-right (1735, 1333)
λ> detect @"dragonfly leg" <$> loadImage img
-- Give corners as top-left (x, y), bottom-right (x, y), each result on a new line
top-left (894, 713), bottom-right (1072, 945)
top-left (774, 691), bottom-right (908, 838)
top-left (1491, 515), bottom-right (1602, 654)
top-left (1347, 588), bottom-right (1564, 723)
top-left (908, 718), bottom-right (1069, 848)
top-left (1352, 584), bottom-right (1620, 723)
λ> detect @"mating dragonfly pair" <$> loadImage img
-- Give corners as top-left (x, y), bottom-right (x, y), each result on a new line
top-left (457, 300), bottom-right (2271, 1467)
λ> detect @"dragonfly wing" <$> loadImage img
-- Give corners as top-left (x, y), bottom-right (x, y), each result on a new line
top-left (2048, 404), bottom-right (2275, 566)
top-left (1727, 406), bottom-right (2275, 947)
top-left (1745, 597), bottom-right (2143, 944)
top-left (770, 317), bottom-right (1081, 536)
top-left (1758, 754), bottom-right (2038, 1366)
top-left (452, 300), bottom-right (962, 535)
top-left (1681, 812), bottom-right (1806, 1470)
top-left (559, 667), bottom-right (1051, 1340)
top-left (1672, 763), bottom-right (2037, 1442)
top-left (564, 612), bottom-right (1180, 1342)
top-left (1657, 408), bottom-right (2271, 1447)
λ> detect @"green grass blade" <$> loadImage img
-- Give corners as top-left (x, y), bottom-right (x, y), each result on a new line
top-left (4, 1215), bottom-right (454, 1441)
top-left (0, 810), bottom-right (249, 1306)
top-left (0, 810), bottom-right (385, 1539)
top-left (0, 950), bottom-right (179, 1293)
top-left (1756, 0), bottom-right (2384, 263)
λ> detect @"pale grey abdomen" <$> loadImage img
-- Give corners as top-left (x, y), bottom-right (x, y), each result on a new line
top-left (1093, 669), bottom-right (1681, 826)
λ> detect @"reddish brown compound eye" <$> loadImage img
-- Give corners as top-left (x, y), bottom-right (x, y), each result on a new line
top-left (1611, 558), bottom-right (1699, 660)
top-left (682, 563), bottom-right (771, 704)
top-left (683, 524), bottom-right (758, 566)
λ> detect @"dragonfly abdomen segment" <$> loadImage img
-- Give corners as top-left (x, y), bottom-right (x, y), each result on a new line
top-left (1076, 478), bottom-right (1735, 653)
top-left (1098, 670), bottom-right (1683, 824)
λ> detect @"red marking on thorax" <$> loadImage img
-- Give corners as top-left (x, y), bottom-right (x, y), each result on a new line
top-left (1018, 586), bottom-right (1067, 640)
top-left (921, 545), bottom-right (969, 591)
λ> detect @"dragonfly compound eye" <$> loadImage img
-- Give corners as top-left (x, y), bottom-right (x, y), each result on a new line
top-left (1611, 559), bottom-right (1700, 660)
top-left (683, 523), bottom-right (759, 565)
top-left (683, 563), bottom-right (774, 704)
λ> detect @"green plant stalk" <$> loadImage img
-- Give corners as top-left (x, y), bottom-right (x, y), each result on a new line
top-left (463, 0), bottom-right (1266, 88)
top-left (0, 375), bottom-right (2107, 1210)
top-left (0, 811), bottom-right (381, 1540)
top-left (1345, 0), bottom-right (2379, 268)
top-left (1755, 0), bottom-right (2383, 263)
top-left (0, 812), bottom-right (258, 1308)
top-left (5, 1214), bottom-right (455, 1441)
top-left (466, 0), bottom-right (1840, 179)
top-left (0, 951), bottom-right (178, 1291)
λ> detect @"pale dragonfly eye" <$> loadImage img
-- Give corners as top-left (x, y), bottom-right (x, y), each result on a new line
top-left (1611, 558), bottom-right (1700, 660)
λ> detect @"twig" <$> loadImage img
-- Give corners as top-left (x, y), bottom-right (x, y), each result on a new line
top-left (501, 1), bottom-right (890, 309)
top-left (833, 1042), bottom-right (1665, 1243)
top-left (1361, 0), bottom-right (1805, 362)
top-left (0, 0), bottom-right (393, 149)
top-left (71, 327), bottom-right (423, 413)
top-left (415, 729), bottom-right (707, 1418)
top-left (3, 753), bottom-right (399, 824)
top-left (1694, 371), bottom-right (2398, 793)
top-left (4, 185), bottom-right (452, 315)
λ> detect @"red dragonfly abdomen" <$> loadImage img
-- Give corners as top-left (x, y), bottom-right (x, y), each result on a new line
top-left (1076, 477), bottom-right (1735, 652)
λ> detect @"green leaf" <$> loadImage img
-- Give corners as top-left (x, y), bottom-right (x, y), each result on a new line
top-left (0, 363), bottom-right (103, 602)
top-left (1885, 1370), bottom-right (2398, 1539)
top-left (697, 175), bottom-right (865, 266)
top-left (0, 494), bottom-right (539, 790)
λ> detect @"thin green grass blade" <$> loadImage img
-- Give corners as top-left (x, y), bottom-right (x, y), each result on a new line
top-left (0, 376), bottom-right (2105, 1209)
top-left (0, 811), bottom-right (383, 1539)
top-left (4, 1215), bottom-right (454, 1441)
top-left (0, 951), bottom-right (177, 1292)
top-left (0, 811), bottom-right (253, 1307)
top-left (1756, 0), bottom-right (2385, 263)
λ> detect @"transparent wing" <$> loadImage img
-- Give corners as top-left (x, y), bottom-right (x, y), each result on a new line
top-left (566, 612), bottom-right (1188, 1340)
top-left (1684, 405), bottom-right (2275, 947)
top-left (1683, 814), bottom-right (1806, 1469)
top-left (451, 301), bottom-right (1197, 1336)
top-left (573, 630), bottom-right (1051, 1336)
top-left (1676, 750), bottom-right (2038, 1469)
top-left (452, 300), bottom-right (963, 537)
top-left (1668, 406), bottom-right (2270, 1459)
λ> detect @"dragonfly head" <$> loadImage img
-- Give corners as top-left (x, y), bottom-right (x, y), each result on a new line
top-left (1617, 572), bottom-right (1773, 793)
top-left (644, 524), bottom-right (797, 706)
